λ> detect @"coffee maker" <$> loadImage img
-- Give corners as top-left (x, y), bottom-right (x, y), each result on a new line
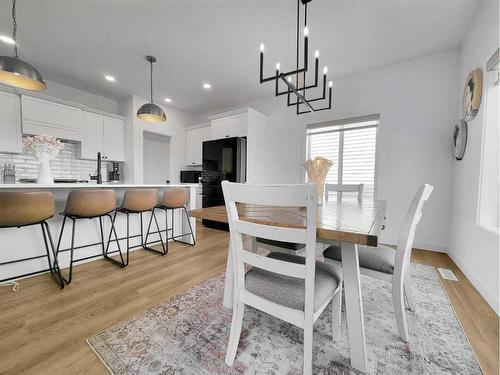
top-left (108, 162), bottom-right (121, 182)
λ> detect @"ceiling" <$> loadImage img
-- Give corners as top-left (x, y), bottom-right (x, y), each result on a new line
top-left (0, 0), bottom-right (481, 115)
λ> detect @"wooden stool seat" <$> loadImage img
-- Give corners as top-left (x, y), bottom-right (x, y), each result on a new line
top-left (157, 188), bottom-right (189, 209)
top-left (0, 191), bottom-right (63, 288)
top-left (120, 189), bottom-right (158, 213)
top-left (0, 192), bottom-right (55, 228)
top-left (56, 189), bottom-right (124, 285)
top-left (63, 189), bottom-right (116, 218)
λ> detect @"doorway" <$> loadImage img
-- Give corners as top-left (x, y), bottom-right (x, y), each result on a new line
top-left (143, 132), bottom-right (171, 184)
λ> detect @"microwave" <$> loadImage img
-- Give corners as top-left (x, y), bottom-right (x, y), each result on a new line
top-left (180, 170), bottom-right (202, 183)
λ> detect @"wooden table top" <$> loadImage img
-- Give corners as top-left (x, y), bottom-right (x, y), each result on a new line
top-left (190, 200), bottom-right (387, 246)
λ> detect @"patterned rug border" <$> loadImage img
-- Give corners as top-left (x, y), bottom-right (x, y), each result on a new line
top-left (432, 266), bottom-right (484, 374)
top-left (86, 264), bottom-right (483, 375)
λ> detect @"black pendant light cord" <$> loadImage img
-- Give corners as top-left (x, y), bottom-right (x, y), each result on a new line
top-left (12, 0), bottom-right (18, 58)
top-left (149, 59), bottom-right (154, 103)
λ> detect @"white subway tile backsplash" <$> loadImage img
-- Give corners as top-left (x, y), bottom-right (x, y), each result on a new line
top-left (0, 139), bottom-right (97, 183)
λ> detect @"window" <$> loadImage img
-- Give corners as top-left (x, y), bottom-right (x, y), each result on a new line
top-left (306, 115), bottom-right (378, 199)
top-left (477, 49), bottom-right (499, 234)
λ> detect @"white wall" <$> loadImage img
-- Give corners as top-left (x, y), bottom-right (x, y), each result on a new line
top-left (448, 0), bottom-right (499, 314)
top-left (122, 95), bottom-right (198, 184)
top-left (237, 48), bottom-right (461, 252)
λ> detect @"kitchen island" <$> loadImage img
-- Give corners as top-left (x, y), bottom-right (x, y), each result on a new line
top-left (0, 183), bottom-right (198, 281)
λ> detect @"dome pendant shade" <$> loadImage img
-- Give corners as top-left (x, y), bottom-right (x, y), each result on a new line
top-left (136, 55), bottom-right (166, 123)
top-left (137, 102), bottom-right (167, 122)
top-left (0, 56), bottom-right (46, 91)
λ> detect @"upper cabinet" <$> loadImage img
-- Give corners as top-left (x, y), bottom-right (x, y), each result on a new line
top-left (0, 92), bottom-right (22, 153)
top-left (210, 112), bottom-right (248, 140)
top-left (80, 111), bottom-right (125, 162)
top-left (21, 96), bottom-right (82, 141)
top-left (102, 116), bottom-right (125, 162)
top-left (185, 125), bottom-right (210, 166)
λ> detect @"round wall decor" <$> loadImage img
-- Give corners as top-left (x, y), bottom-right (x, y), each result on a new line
top-left (453, 119), bottom-right (468, 160)
top-left (462, 69), bottom-right (483, 121)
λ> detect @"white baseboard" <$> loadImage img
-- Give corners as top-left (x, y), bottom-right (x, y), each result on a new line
top-left (448, 251), bottom-right (500, 316)
top-left (381, 236), bottom-right (448, 252)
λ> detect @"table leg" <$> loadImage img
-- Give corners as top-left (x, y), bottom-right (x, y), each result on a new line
top-left (223, 244), bottom-right (234, 308)
top-left (341, 242), bottom-right (367, 373)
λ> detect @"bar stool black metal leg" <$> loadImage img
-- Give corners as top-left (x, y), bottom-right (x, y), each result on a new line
top-left (183, 207), bottom-right (196, 246)
top-left (102, 214), bottom-right (127, 267)
top-left (40, 221), bottom-right (64, 288)
top-left (142, 209), bottom-right (168, 255)
top-left (170, 207), bottom-right (196, 246)
top-left (55, 216), bottom-right (76, 285)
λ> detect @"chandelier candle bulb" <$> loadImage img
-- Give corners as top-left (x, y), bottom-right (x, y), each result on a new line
top-left (259, 43), bottom-right (265, 52)
top-left (315, 50), bottom-right (320, 59)
top-left (323, 66), bottom-right (328, 75)
top-left (329, 81), bottom-right (333, 88)
top-left (303, 26), bottom-right (309, 36)
top-left (275, 62), bottom-right (280, 71)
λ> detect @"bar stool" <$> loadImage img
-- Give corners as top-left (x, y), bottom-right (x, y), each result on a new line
top-left (55, 189), bottom-right (125, 284)
top-left (146, 188), bottom-right (196, 247)
top-left (105, 189), bottom-right (167, 264)
top-left (0, 192), bottom-right (64, 288)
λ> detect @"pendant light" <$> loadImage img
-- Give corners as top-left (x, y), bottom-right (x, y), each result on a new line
top-left (137, 55), bottom-right (166, 123)
top-left (0, 0), bottom-right (46, 91)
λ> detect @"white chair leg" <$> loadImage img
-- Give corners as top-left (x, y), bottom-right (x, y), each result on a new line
top-left (392, 281), bottom-right (409, 342)
top-left (404, 273), bottom-right (416, 312)
top-left (303, 320), bottom-right (314, 375)
top-left (225, 301), bottom-right (245, 366)
top-left (331, 285), bottom-right (342, 341)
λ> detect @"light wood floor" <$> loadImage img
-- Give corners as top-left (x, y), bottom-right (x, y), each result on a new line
top-left (0, 223), bottom-right (498, 375)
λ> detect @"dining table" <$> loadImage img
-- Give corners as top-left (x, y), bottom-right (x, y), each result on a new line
top-left (190, 198), bottom-right (387, 373)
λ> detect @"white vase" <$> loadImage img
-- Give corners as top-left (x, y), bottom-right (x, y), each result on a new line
top-left (37, 152), bottom-right (54, 184)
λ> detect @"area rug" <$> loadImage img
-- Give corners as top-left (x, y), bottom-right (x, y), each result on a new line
top-left (87, 263), bottom-right (482, 374)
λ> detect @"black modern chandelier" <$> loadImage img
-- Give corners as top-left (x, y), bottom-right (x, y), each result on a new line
top-left (259, 0), bottom-right (332, 115)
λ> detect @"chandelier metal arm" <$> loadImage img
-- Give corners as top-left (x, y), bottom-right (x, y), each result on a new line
top-left (280, 75), bottom-right (315, 112)
top-left (275, 57), bottom-right (319, 97)
top-left (296, 85), bottom-right (333, 114)
top-left (259, 37), bottom-right (309, 83)
top-left (287, 73), bottom-right (326, 106)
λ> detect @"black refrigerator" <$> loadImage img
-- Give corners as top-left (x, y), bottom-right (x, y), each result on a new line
top-left (202, 137), bottom-right (246, 230)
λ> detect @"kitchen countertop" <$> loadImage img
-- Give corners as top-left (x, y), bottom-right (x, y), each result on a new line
top-left (0, 183), bottom-right (199, 189)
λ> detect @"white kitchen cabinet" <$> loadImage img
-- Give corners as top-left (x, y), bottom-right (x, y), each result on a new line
top-left (80, 111), bottom-right (104, 159)
top-left (210, 112), bottom-right (247, 140)
top-left (0, 92), bottom-right (22, 153)
top-left (103, 116), bottom-right (125, 162)
top-left (185, 126), bottom-right (210, 166)
top-left (80, 111), bottom-right (125, 162)
top-left (21, 96), bottom-right (82, 141)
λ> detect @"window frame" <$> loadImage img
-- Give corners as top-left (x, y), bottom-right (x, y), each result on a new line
top-left (305, 114), bottom-right (380, 199)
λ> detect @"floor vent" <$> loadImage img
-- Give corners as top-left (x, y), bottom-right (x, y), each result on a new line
top-left (437, 268), bottom-right (459, 281)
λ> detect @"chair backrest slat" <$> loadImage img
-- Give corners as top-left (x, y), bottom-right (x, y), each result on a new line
top-left (239, 248), bottom-right (306, 278)
top-left (233, 220), bottom-right (306, 244)
top-left (222, 181), bottom-right (317, 290)
top-left (325, 183), bottom-right (364, 202)
top-left (395, 184), bottom-right (433, 271)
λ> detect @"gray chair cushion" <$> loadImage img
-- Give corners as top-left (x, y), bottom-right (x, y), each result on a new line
top-left (256, 237), bottom-right (305, 251)
top-left (245, 252), bottom-right (341, 311)
top-left (323, 244), bottom-right (396, 274)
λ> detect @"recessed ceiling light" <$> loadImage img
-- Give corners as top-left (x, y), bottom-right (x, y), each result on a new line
top-left (104, 75), bottom-right (116, 82)
top-left (203, 82), bottom-right (212, 89)
top-left (164, 98), bottom-right (172, 103)
top-left (0, 35), bottom-right (15, 45)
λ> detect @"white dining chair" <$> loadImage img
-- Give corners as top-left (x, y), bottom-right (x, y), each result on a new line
top-left (322, 184), bottom-right (433, 342)
top-left (325, 183), bottom-right (364, 202)
top-left (222, 181), bottom-right (343, 374)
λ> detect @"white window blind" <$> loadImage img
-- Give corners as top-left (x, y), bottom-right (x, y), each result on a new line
top-left (307, 115), bottom-right (378, 199)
